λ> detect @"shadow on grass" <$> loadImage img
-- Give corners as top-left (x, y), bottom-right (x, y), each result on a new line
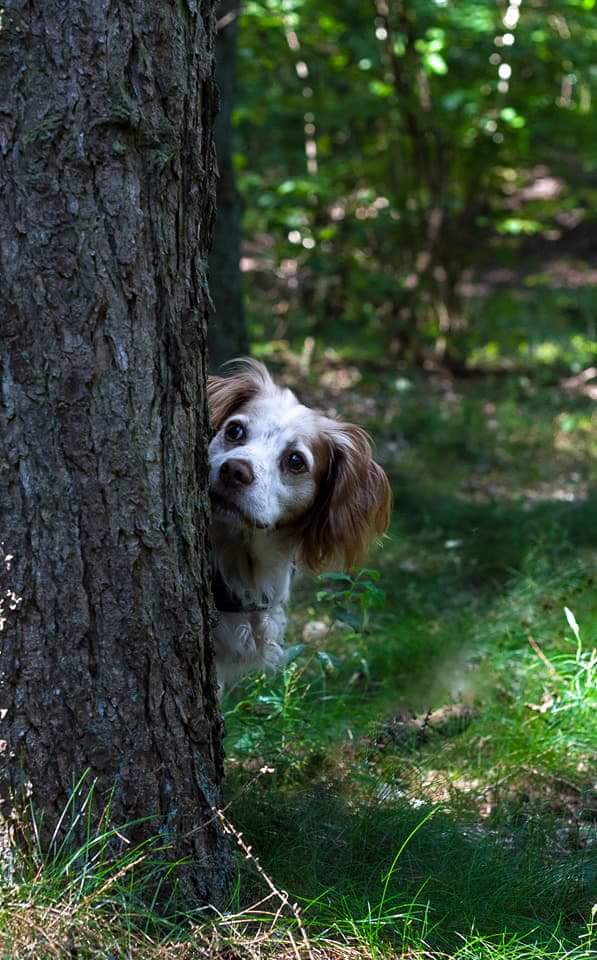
top-left (228, 781), bottom-right (594, 951)
top-left (224, 488), bottom-right (597, 950)
top-left (225, 457), bottom-right (596, 951)
top-left (391, 484), bottom-right (597, 589)
top-left (339, 486), bottom-right (597, 708)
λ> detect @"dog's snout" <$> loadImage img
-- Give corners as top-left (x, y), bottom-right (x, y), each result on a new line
top-left (220, 458), bottom-right (255, 489)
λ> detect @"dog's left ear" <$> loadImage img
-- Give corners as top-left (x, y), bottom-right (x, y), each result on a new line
top-left (207, 359), bottom-right (271, 431)
top-left (297, 423), bottom-right (391, 571)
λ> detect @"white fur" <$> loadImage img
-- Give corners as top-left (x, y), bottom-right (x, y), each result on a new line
top-left (209, 380), bottom-right (316, 687)
top-left (208, 393), bottom-right (319, 531)
top-left (210, 520), bottom-right (294, 686)
top-left (208, 362), bottom-right (390, 688)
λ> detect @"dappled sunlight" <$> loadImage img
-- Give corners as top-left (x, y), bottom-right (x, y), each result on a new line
top-left (223, 364), bottom-right (596, 950)
top-left (4, 0), bottom-right (597, 954)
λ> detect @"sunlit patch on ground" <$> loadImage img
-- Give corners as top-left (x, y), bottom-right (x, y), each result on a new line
top-left (223, 363), bottom-right (596, 954)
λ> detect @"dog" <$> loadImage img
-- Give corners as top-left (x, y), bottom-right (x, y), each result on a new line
top-left (208, 359), bottom-right (391, 687)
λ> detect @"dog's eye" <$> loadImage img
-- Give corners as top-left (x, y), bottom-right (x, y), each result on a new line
top-left (285, 451), bottom-right (307, 474)
top-left (224, 421), bottom-right (246, 443)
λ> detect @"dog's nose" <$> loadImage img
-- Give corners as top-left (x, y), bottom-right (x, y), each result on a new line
top-left (219, 458), bottom-right (255, 488)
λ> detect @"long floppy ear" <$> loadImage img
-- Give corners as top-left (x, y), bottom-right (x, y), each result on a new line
top-left (207, 358), bottom-right (273, 431)
top-left (297, 423), bottom-right (391, 572)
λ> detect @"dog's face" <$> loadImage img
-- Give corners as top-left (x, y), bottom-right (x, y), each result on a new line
top-left (208, 383), bottom-right (322, 532)
top-left (208, 360), bottom-right (391, 569)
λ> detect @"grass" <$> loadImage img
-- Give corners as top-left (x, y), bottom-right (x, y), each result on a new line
top-left (1, 366), bottom-right (595, 958)
top-left (222, 368), bottom-right (596, 956)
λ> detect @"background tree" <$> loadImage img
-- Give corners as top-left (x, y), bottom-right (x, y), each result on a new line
top-left (208, 0), bottom-right (249, 366)
top-left (0, 0), bottom-right (230, 904)
top-left (232, 0), bottom-right (597, 368)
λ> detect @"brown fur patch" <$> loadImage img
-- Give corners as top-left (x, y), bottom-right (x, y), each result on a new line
top-left (295, 422), bottom-right (391, 571)
top-left (208, 359), bottom-right (273, 430)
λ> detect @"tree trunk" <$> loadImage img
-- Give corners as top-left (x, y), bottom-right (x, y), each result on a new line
top-left (0, 0), bottom-right (230, 905)
top-left (208, 0), bottom-right (249, 367)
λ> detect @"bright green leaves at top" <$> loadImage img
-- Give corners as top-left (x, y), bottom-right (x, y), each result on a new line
top-left (416, 28), bottom-right (448, 75)
top-left (233, 0), bottom-right (597, 356)
top-left (500, 107), bottom-right (526, 128)
top-left (369, 80), bottom-right (394, 98)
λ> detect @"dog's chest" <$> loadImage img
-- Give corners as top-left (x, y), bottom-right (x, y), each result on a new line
top-left (211, 530), bottom-right (293, 613)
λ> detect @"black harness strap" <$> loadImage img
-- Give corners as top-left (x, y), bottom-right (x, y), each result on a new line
top-left (210, 560), bottom-right (297, 615)
top-left (211, 567), bottom-right (270, 614)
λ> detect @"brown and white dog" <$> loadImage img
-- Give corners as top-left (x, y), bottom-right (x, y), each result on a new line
top-left (208, 359), bottom-right (391, 686)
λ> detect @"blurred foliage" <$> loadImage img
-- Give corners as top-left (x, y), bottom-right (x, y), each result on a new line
top-left (232, 0), bottom-right (597, 364)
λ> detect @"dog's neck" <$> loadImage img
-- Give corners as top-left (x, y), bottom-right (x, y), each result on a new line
top-left (210, 518), bottom-right (296, 612)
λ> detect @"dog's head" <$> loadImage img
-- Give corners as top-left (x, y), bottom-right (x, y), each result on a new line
top-left (208, 359), bottom-right (391, 570)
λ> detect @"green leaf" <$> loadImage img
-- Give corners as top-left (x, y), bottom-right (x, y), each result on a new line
top-left (318, 572), bottom-right (353, 583)
top-left (285, 643), bottom-right (306, 663)
top-left (496, 218), bottom-right (543, 236)
top-left (426, 52), bottom-right (448, 76)
top-left (316, 650), bottom-right (337, 672)
top-left (357, 568), bottom-right (381, 582)
top-left (369, 80), bottom-right (394, 98)
top-left (334, 607), bottom-right (361, 630)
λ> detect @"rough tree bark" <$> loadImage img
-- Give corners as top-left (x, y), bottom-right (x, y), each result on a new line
top-left (0, 0), bottom-right (230, 904)
top-left (208, 0), bottom-right (249, 367)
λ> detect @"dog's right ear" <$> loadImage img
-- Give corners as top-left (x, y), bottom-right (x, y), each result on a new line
top-left (207, 375), bottom-right (248, 431)
top-left (207, 358), bottom-right (272, 431)
top-left (296, 422), bottom-right (391, 572)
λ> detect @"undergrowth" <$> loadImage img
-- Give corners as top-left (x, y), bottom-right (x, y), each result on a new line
top-left (222, 373), bottom-right (596, 957)
top-left (1, 373), bottom-right (595, 958)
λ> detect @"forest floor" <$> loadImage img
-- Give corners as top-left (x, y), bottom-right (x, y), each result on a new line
top-left (221, 359), bottom-right (596, 958)
top-left (2, 359), bottom-right (595, 958)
